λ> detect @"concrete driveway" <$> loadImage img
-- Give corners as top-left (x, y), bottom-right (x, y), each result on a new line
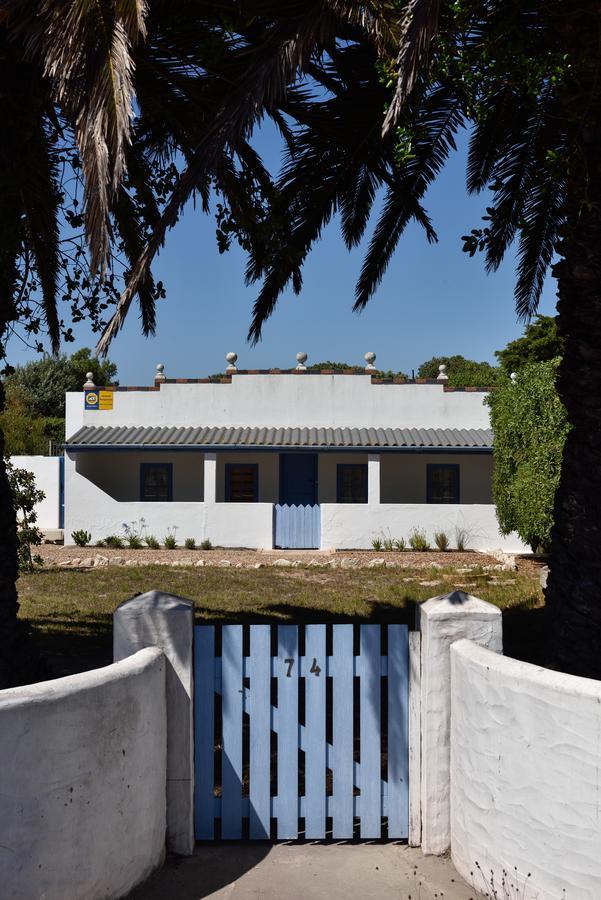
top-left (129, 843), bottom-right (482, 900)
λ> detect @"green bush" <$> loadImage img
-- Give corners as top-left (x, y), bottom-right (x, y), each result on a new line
top-left (127, 535), bottom-right (144, 549)
top-left (71, 529), bottom-right (91, 547)
top-left (393, 537), bottom-right (406, 551)
top-left (103, 535), bottom-right (124, 549)
top-left (184, 537), bottom-right (197, 550)
top-left (486, 360), bottom-right (568, 552)
top-left (408, 528), bottom-right (430, 551)
top-left (164, 534), bottom-right (177, 549)
top-left (454, 527), bottom-right (468, 552)
top-left (145, 535), bottom-right (160, 549)
top-left (383, 536), bottom-right (395, 551)
top-left (434, 531), bottom-right (449, 551)
top-left (200, 538), bottom-right (213, 550)
top-left (371, 536), bottom-right (383, 551)
top-left (6, 458), bottom-right (45, 571)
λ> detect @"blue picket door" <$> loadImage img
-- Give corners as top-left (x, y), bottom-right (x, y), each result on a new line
top-left (274, 504), bottom-right (321, 549)
top-left (194, 623), bottom-right (409, 841)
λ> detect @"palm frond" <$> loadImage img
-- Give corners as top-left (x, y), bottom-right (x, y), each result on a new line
top-left (514, 179), bottom-right (565, 319)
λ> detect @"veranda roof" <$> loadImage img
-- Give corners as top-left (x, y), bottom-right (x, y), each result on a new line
top-left (66, 425), bottom-right (493, 451)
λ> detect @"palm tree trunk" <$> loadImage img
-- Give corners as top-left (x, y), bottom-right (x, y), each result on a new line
top-left (0, 380), bottom-right (20, 688)
top-left (546, 16), bottom-right (601, 674)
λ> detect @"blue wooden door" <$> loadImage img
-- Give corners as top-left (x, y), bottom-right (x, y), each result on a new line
top-left (194, 623), bottom-right (409, 841)
top-left (279, 453), bottom-right (317, 505)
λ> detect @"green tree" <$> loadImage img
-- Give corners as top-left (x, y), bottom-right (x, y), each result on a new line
top-left (487, 361), bottom-right (569, 553)
top-left (6, 458), bottom-right (45, 572)
top-left (496, 316), bottom-right (564, 373)
top-left (417, 355), bottom-right (499, 386)
top-left (6, 349), bottom-right (117, 419)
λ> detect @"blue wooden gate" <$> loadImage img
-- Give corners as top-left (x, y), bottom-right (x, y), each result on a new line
top-left (194, 623), bottom-right (409, 841)
top-left (274, 504), bottom-right (321, 549)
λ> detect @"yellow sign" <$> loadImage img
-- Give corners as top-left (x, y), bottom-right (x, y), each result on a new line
top-left (85, 389), bottom-right (114, 410)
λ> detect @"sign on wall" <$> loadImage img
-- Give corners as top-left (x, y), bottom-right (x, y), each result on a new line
top-left (85, 389), bottom-right (114, 411)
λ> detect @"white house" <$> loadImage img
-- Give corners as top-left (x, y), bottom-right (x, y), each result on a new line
top-left (63, 357), bottom-right (526, 552)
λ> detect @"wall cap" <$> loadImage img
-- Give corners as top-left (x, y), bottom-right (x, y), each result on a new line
top-left (420, 590), bottom-right (501, 620)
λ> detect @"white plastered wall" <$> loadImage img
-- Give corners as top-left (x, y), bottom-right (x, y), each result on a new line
top-left (10, 455), bottom-right (61, 529)
top-left (451, 640), bottom-right (601, 900)
top-left (0, 647), bottom-right (167, 900)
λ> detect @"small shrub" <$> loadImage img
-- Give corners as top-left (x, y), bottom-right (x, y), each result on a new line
top-left (72, 529), bottom-right (91, 548)
top-left (371, 537), bottom-right (383, 551)
top-left (434, 530), bottom-right (449, 551)
top-left (145, 535), bottom-right (160, 549)
top-left (200, 538), bottom-right (213, 550)
top-left (184, 537), bottom-right (197, 550)
top-left (383, 536), bottom-right (395, 552)
top-left (409, 528), bottom-right (430, 551)
top-left (104, 535), bottom-right (124, 549)
top-left (455, 526), bottom-right (469, 552)
top-left (127, 534), bottom-right (144, 549)
top-left (393, 537), bottom-right (406, 551)
top-left (163, 534), bottom-right (177, 549)
top-left (122, 518), bottom-right (146, 545)
top-left (6, 458), bottom-right (45, 571)
top-left (95, 539), bottom-right (106, 548)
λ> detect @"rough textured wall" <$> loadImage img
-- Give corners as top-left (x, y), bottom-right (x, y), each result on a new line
top-left (0, 648), bottom-right (167, 900)
top-left (451, 640), bottom-right (601, 900)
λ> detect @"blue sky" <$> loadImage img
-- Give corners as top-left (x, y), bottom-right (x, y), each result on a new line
top-left (12, 127), bottom-right (557, 383)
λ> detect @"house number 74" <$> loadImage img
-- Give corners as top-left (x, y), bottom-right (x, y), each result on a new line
top-left (283, 658), bottom-right (321, 677)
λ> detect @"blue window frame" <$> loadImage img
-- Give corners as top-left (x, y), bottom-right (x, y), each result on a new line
top-left (225, 463), bottom-right (258, 502)
top-left (427, 464), bottom-right (460, 504)
top-left (140, 463), bottom-right (173, 502)
top-left (336, 463), bottom-right (368, 503)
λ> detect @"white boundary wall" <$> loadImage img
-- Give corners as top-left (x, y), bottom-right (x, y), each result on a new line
top-left (321, 503), bottom-right (527, 553)
top-left (10, 455), bottom-right (61, 529)
top-left (0, 648), bottom-right (167, 900)
top-left (451, 640), bottom-right (601, 900)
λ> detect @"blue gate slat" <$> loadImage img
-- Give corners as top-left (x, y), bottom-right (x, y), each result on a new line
top-left (332, 624), bottom-right (354, 839)
top-left (194, 626), bottom-right (215, 839)
top-left (277, 625), bottom-right (299, 838)
top-left (221, 625), bottom-right (243, 839)
top-left (387, 625), bottom-right (410, 838)
top-left (274, 504), bottom-right (320, 549)
top-left (359, 625), bottom-right (382, 838)
top-left (304, 624), bottom-right (326, 838)
top-left (249, 625), bottom-right (271, 839)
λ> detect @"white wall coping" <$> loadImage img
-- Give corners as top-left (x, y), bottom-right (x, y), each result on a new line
top-left (0, 646), bottom-right (163, 709)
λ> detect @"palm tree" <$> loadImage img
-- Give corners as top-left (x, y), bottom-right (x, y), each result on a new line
top-left (0, 1), bottom-right (400, 686)
top-left (233, 1), bottom-right (601, 676)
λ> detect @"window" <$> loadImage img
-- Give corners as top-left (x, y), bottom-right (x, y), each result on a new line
top-left (337, 464), bottom-right (368, 503)
top-left (427, 464), bottom-right (460, 504)
top-left (140, 463), bottom-right (173, 502)
top-left (225, 464), bottom-right (258, 502)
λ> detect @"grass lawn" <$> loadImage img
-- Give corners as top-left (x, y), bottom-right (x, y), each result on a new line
top-left (18, 562), bottom-right (545, 678)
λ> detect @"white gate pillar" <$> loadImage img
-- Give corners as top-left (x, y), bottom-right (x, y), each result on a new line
top-left (114, 590), bottom-right (195, 855)
top-left (418, 591), bottom-right (502, 855)
top-left (204, 451), bottom-right (217, 504)
top-left (367, 453), bottom-right (381, 504)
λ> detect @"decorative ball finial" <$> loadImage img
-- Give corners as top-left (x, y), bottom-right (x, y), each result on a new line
top-left (437, 363), bottom-right (449, 382)
top-left (296, 351), bottom-right (308, 371)
top-left (225, 351), bottom-right (238, 372)
top-left (155, 363), bottom-right (166, 383)
top-left (364, 351), bottom-right (376, 371)
top-left (510, 371), bottom-right (518, 384)
top-left (84, 372), bottom-right (96, 389)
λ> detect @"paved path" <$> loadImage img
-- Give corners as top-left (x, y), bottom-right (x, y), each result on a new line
top-left (129, 843), bottom-right (482, 900)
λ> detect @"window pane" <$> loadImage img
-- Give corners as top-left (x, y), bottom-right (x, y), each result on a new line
top-left (142, 465), bottom-right (171, 501)
top-left (337, 464), bottom-right (368, 503)
top-left (428, 466), bottom-right (459, 503)
top-left (228, 465), bottom-right (257, 502)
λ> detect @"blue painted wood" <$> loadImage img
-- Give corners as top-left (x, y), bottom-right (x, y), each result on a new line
top-left (304, 624), bottom-right (326, 838)
top-left (387, 625), bottom-right (409, 839)
top-left (221, 625), bottom-right (243, 839)
top-left (280, 453), bottom-right (317, 506)
top-left (274, 504), bottom-right (321, 549)
top-left (332, 624), bottom-right (354, 838)
top-left (277, 625), bottom-right (299, 838)
top-left (249, 625), bottom-right (271, 839)
top-left (194, 626), bottom-right (215, 839)
top-left (359, 625), bottom-right (381, 838)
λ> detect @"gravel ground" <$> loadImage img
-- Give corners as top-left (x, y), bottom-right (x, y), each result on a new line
top-left (38, 544), bottom-right (521, 570)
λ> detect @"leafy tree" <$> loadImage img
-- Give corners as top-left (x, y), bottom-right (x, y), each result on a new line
top-left (6, 349), bottom-right (117, 419)
top-left (417, 355), bottom-right (499, 386)
top-left (6, 459), bottom-right (45, 572)
top-left (487, 361), bottom-right (569, 553)
top-left (307, 361), bottom-right (409, 378)
top-left (496, 316), bottom-right (564, 373)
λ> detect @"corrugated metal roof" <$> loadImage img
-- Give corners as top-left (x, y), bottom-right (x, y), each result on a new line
top-left (66, 425), bottom-right (492, 450)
